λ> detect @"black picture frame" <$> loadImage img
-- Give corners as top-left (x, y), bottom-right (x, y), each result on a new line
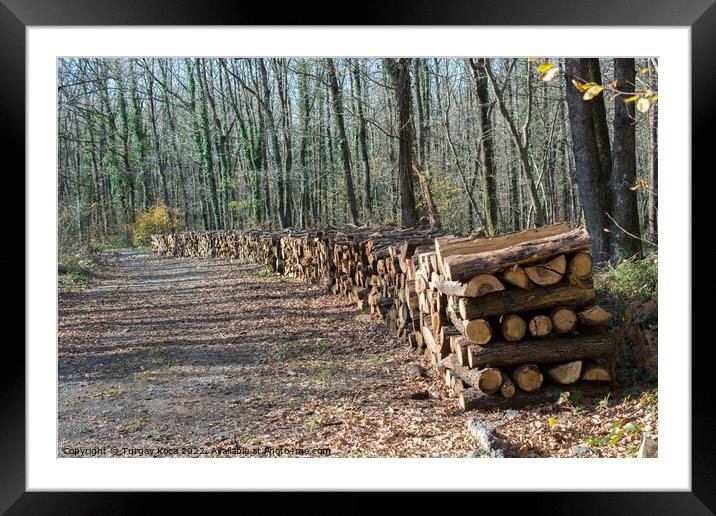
top-left (6, 0), bottom-right (707, 512)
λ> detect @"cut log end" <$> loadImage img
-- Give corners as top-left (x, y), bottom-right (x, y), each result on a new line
top-left (525, 254), bottom-right (567, 286)
top-left (464, 273), bottom-right (506, 297)
top-left (545, 360), bottom-right (583, 385)
top-left (500, 374), bottom-right (516, 398)
top-left (581, 362), bottom-right (611, 382)
top-left (512, 364), bottom-right (544, 392)
top-left (569, 252), bottom-right (593, 279)
top-left (464, 318), bottom-right (492, 345)
top-left (528, 314), bottom-right (553, 337)
top-left (551, 306), bottom-right (578, 333)
top-left (476, 367), bottom-right (504, 394)
top-left (578, 305), bottom-right (613, 326)
top-left (501, 265), bottom-right (531, 289)
top-left (501, 314), bottom-right (527, 342)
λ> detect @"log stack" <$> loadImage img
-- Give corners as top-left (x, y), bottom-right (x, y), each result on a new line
top-left (424, 223), bottom-right (615, 410)
top-left (152, 224), bottom-right (442, 348)
top-left (151, 222), bottom-right (615, 411)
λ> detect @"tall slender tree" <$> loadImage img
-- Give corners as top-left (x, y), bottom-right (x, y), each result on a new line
top-left (564, 58), bottom-right (611, 261)
top-left (611, 58), bottom-right (642, 258)
top-left (326, 58), bottom-right (360, 225)
top-left (384, 58), bottom-right (419, 228)
top-left (470, 58), bottom-right (499, 235)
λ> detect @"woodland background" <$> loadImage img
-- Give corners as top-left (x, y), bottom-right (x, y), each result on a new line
top-left (57, 57), bottom-right (658, 263)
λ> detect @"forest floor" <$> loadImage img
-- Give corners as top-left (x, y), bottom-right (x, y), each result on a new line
top-left (58, 251), bottom-right (657, 458)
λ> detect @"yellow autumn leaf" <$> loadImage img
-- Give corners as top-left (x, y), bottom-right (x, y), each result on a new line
top-left (639, 67), bottom-right (651, 74)
top-left (636, 97), bottom-right (651, 113)
top-left (583, 85), bottom-right (604, 100)
top-left (539, 66), bottom-right (560, 82)
top-left (641, 179), bottom-right (648, 189)
top-left (536, 63), bottom-right (554, 73)
top-left (629, 183), bottom-right (641, 191)
top-left (624, 95), bottom-right (639, 103)
top-left (527, 57), bottom-right (539, 63)
top-left (651, 94), bottom-right (659, 102)
top-left (572, 79), bottom-right (595, 92)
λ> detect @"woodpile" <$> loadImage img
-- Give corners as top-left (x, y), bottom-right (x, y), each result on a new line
top-left (423, 223), bottom-right (615, 409)
top-left (151, 222), bottom-right (615, 411)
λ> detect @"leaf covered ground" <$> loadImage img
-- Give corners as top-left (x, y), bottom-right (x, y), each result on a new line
top-left (58, 251), bottom-right (657, 458)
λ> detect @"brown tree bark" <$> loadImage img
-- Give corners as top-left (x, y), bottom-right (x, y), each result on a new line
top-left (384, 58), bottom-right (419, 228)
top-left (325, 58), bottom-right (360, 225)
top-left (353, 60), bottom-right (372, 222)
top-left (649, 65), bottom-right (658, 243)
top-left (257, 58), bottom-right (287, 228)
top-left (470, 58), bottom-right (500, 235)
top-left (564, 58), bottom-right (611, 262)
top-left (611, 58), bottom-right (643, 258)
top-left (583, 59), bottom-right (613, 202)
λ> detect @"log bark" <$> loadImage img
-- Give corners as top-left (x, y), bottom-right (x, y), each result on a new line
top-left (431, 272), bottom-right (505, 297)
top-left (443, 228), bottom-right (591, 281)
top-left (467, 334), bottom-right (615, 368)
top-left (459, 381), bottom-right (610, 410)
top-left (512, 364), bottom-right (544, 392)
top-left (545, 360), bottom-right (583, 385)
top-left (435, 222), bottom-right (570, 272)
top-left (451, 362), bottom-right (504, 394)
top-left (459, 281), bottom-right (595, 320)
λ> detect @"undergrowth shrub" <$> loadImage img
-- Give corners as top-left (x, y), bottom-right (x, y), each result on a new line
top-left (595, 253), bottom-right (658, 385)
top-left (594, 253), bottom-right (658, 326)
top-left (130, 204), bottom-right (183, 247)
top-left (58, 253), bottom-right (96, 292)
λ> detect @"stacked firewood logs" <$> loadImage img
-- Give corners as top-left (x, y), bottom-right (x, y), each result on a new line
top-left (420, 223), bottom-right (615, 409)
top-left (151, 224), bottom-right (443, 346)
top-left (152, 222), bottom-right (615, 410)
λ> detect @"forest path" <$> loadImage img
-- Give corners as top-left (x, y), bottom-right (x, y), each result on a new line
top-left (58, 251), bottom-right (471, 457)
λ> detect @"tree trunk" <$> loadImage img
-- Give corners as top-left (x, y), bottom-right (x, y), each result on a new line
top-left (563, 58), bottom-right (611, 262)
top-left (325, 58), bottom-right (360, 225)
top-left (353, 60), bottom-right (372, 222)
top-left (649, 66), bottom-right (658, 243)
top-left (485, 59), bottom-right (544, 227)
top-left (195, 59), bottom-right (222, 229)
top-left (258, 58), bottom-right (287, 228)
top-left (470, 58), bottom-right (499, 235)
top-left (583, 59), bottom-right (613, 202)
top-left (384, 58), bottom-right (419, 228)
top-left (611, 58), bottom-right (643, 258)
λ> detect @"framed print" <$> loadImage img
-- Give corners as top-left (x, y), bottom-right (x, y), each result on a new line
top-left (6, 0), bottom-right (710, 511)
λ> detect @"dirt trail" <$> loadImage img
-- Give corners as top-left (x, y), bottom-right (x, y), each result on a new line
top-left (58, 251), bottom-right (473, 457)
